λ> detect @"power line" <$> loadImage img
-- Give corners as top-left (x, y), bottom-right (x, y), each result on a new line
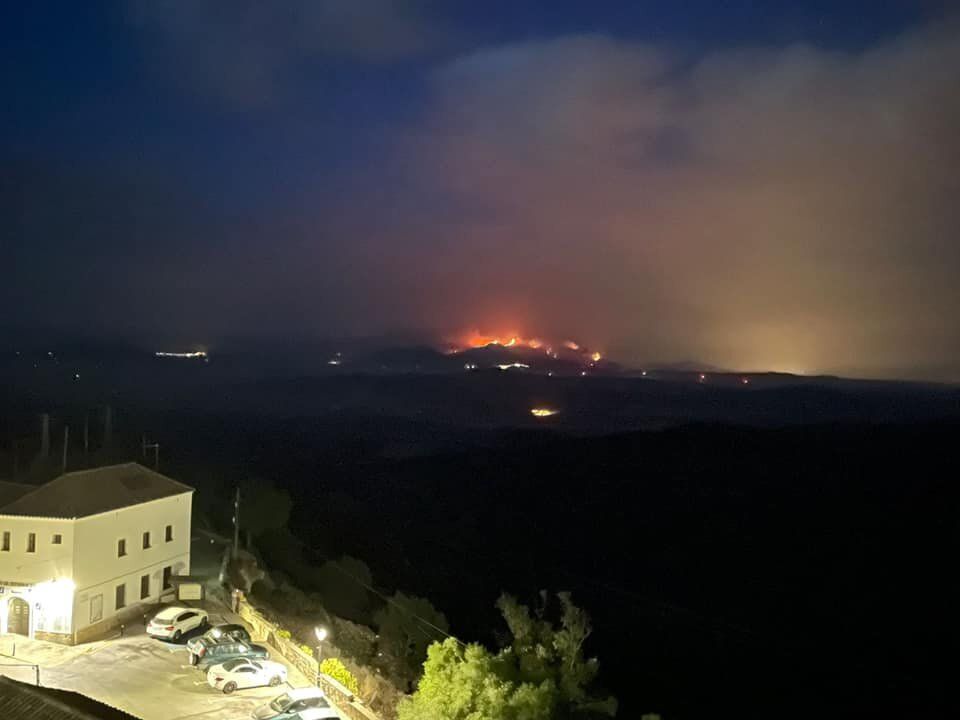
top-left (325, 560), bottom-right (463, 646)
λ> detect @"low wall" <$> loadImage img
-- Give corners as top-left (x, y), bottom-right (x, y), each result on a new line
top-left (238, 600), bottom-right (320, 682)
top-left (237, 599), bottom-right (385, 720)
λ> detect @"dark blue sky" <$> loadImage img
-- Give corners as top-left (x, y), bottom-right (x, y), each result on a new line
top-left (3, 2), bottom-right (958, 378)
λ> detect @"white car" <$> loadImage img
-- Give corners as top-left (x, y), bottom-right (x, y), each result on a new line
top-left (208, 657), bottom-right (288, 694)
top-left (147, 606), bottom-right (209, 641)
top-left (298, 709), bottom-right (340, 720)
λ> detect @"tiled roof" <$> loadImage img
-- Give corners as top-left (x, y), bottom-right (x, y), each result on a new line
top-left (0, 480), bottom-right (36, 508)
top-left (0, 463), bottom-right (193, 519)
top-left (0, 675), bottom-right (140, 719)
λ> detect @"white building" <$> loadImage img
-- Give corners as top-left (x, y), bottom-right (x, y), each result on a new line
top-left (0, 463), bottom-right (193, 644)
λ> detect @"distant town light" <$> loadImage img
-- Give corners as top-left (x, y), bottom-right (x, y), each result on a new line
top-left (530, 408), bottom-right (558, 417)
top-left (155, 351), bottom-right (207, 359)
top-left (591, 351), bottom-right (602, 362)
top-left (741, 377), bottom-right (750, 385)
top-left (496, 363), bottom-right (530, 370)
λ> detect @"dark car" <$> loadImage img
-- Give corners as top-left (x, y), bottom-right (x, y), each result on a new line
top-left (187, 623), bottom-right (252, 658)
top-left (191, 638), bottom-right (269, 671)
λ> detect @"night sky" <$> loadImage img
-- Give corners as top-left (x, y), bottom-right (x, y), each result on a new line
top-left (3, 1), bottom-right (958, 380)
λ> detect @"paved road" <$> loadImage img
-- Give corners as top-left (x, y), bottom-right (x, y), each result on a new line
top-left (1, 627), bottom-right (310, 720)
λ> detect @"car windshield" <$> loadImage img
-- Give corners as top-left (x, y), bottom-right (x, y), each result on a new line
top-left (223, 658), bottom-right (249, 671)
top-left (270, 694), bottom-right (292, 712)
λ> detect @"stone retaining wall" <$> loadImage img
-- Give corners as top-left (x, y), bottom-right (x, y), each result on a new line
top-left (237, 599), bottom-right (386, 720)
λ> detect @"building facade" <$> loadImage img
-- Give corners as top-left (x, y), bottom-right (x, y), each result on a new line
top-left (0, 463), bottom-right (193, 644)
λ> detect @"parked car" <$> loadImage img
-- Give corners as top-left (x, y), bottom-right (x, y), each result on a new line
top-left (191, 637), bottom-right (270, 670)
top-left (186, 623), bottom-right (252, 657)
top-left (207, 657), bottom-right (288, 694)
top-left (147, 606), bottom-right (208, 641)
top-left (297, 709), bottom-right (340, 720)
top-left (251, 687), bottom-right (330, 720)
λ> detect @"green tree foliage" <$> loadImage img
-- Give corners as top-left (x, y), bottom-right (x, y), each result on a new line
top-left (397, 638), bottom-right (555, 720)
top-left (399, 593), bottom-right (617, 720)
top-left (239, 478), bottom-right (292, 545)
top-left (320, 657), bottom-right (360, 695)
top-left (496, 592), bottom-right (616, 717)
top-left (374, 592), bottom-right (449, 680)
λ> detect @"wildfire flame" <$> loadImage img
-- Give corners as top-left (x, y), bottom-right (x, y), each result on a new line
top-left (445, 329), bottom-right (603, 366)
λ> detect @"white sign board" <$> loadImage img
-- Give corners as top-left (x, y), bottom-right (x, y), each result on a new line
top-left (178, 583), bottom-right (203, 601)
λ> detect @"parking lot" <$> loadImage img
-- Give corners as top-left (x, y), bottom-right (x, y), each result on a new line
top-left (0, 621), bottom-right (318, 720)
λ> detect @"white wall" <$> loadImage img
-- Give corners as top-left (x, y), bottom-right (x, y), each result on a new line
top-left (0, 515), bottom-right (75, 585)
top-left (71, 492), bottom-right (192, 632)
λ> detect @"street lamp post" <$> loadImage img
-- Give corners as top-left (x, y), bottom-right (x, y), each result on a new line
top-left (314, 626), bottom-right (328, 667)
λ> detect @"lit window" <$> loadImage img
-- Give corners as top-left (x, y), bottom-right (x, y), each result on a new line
top-left (118, 538), bottom-right (127, 557)
top-left (27, 533), bottom-right (36, 553)
top-left (142, 531), bottom-right (151, 549)
top-left (52, 534), bottom-right (62, 545)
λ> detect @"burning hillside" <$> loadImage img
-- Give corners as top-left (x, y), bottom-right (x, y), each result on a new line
top-left (443, 330), bottom-right (604, 366)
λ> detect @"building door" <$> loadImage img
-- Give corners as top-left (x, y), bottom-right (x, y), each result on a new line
top-left (8, 597), bottom-right (30, 636)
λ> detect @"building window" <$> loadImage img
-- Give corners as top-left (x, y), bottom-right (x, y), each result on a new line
top-left (165, 525), bottom-right (173, 542)
top-left (142, 531), bottom-right (151, 549)
top-left (52, 534), bottom-right (62, 545)
top-left (140, 574), bottom-right (150, 600)
top-left (117, 538), bottom-right (127, 557)
top-left (27, 533), bottom-right (36, 553)
top-left (115, 583), bottom-right (126, 610)
top-left (1, 531), bottom-right (9, 551)
top-left (162, 566), bottom-right (172, 591)
top-left (90, 594), bottom-right (103, 623)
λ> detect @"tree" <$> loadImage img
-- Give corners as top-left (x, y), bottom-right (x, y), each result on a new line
top-left (496, 592), bottom-right (616, 717)
top-left (399, 593), bottom-right (617, 720)
top-left (374, 592), bottom-right (449, 680)
top-left (397, 638), bottom-right (555, 720)
top-left (239, 478), bottom-right (292, 546)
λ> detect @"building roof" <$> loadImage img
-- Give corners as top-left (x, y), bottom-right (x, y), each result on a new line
top-left (0, 675), bottom-right (141, 720)
top-left (0, 480), bottom-right (37, 507)
top-left (0, 463), bottom-right (193, 520)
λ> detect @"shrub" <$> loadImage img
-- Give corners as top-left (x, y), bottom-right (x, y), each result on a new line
top-left (320, 657), bottom-right (360, 696)
top-left (277, 629), bottom-right (292, 640)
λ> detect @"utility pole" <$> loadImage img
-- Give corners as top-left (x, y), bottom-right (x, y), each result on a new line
top-left (61, 426), bottom-right (69, 473)
top-left (40, 414), bottom-right (50, 459)
top-left (141, 435), bottom-right (159, 471)
top-left (232, 486), bottom-right (241, 560)
top-left (103, 405), bottom-right (113, 448)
